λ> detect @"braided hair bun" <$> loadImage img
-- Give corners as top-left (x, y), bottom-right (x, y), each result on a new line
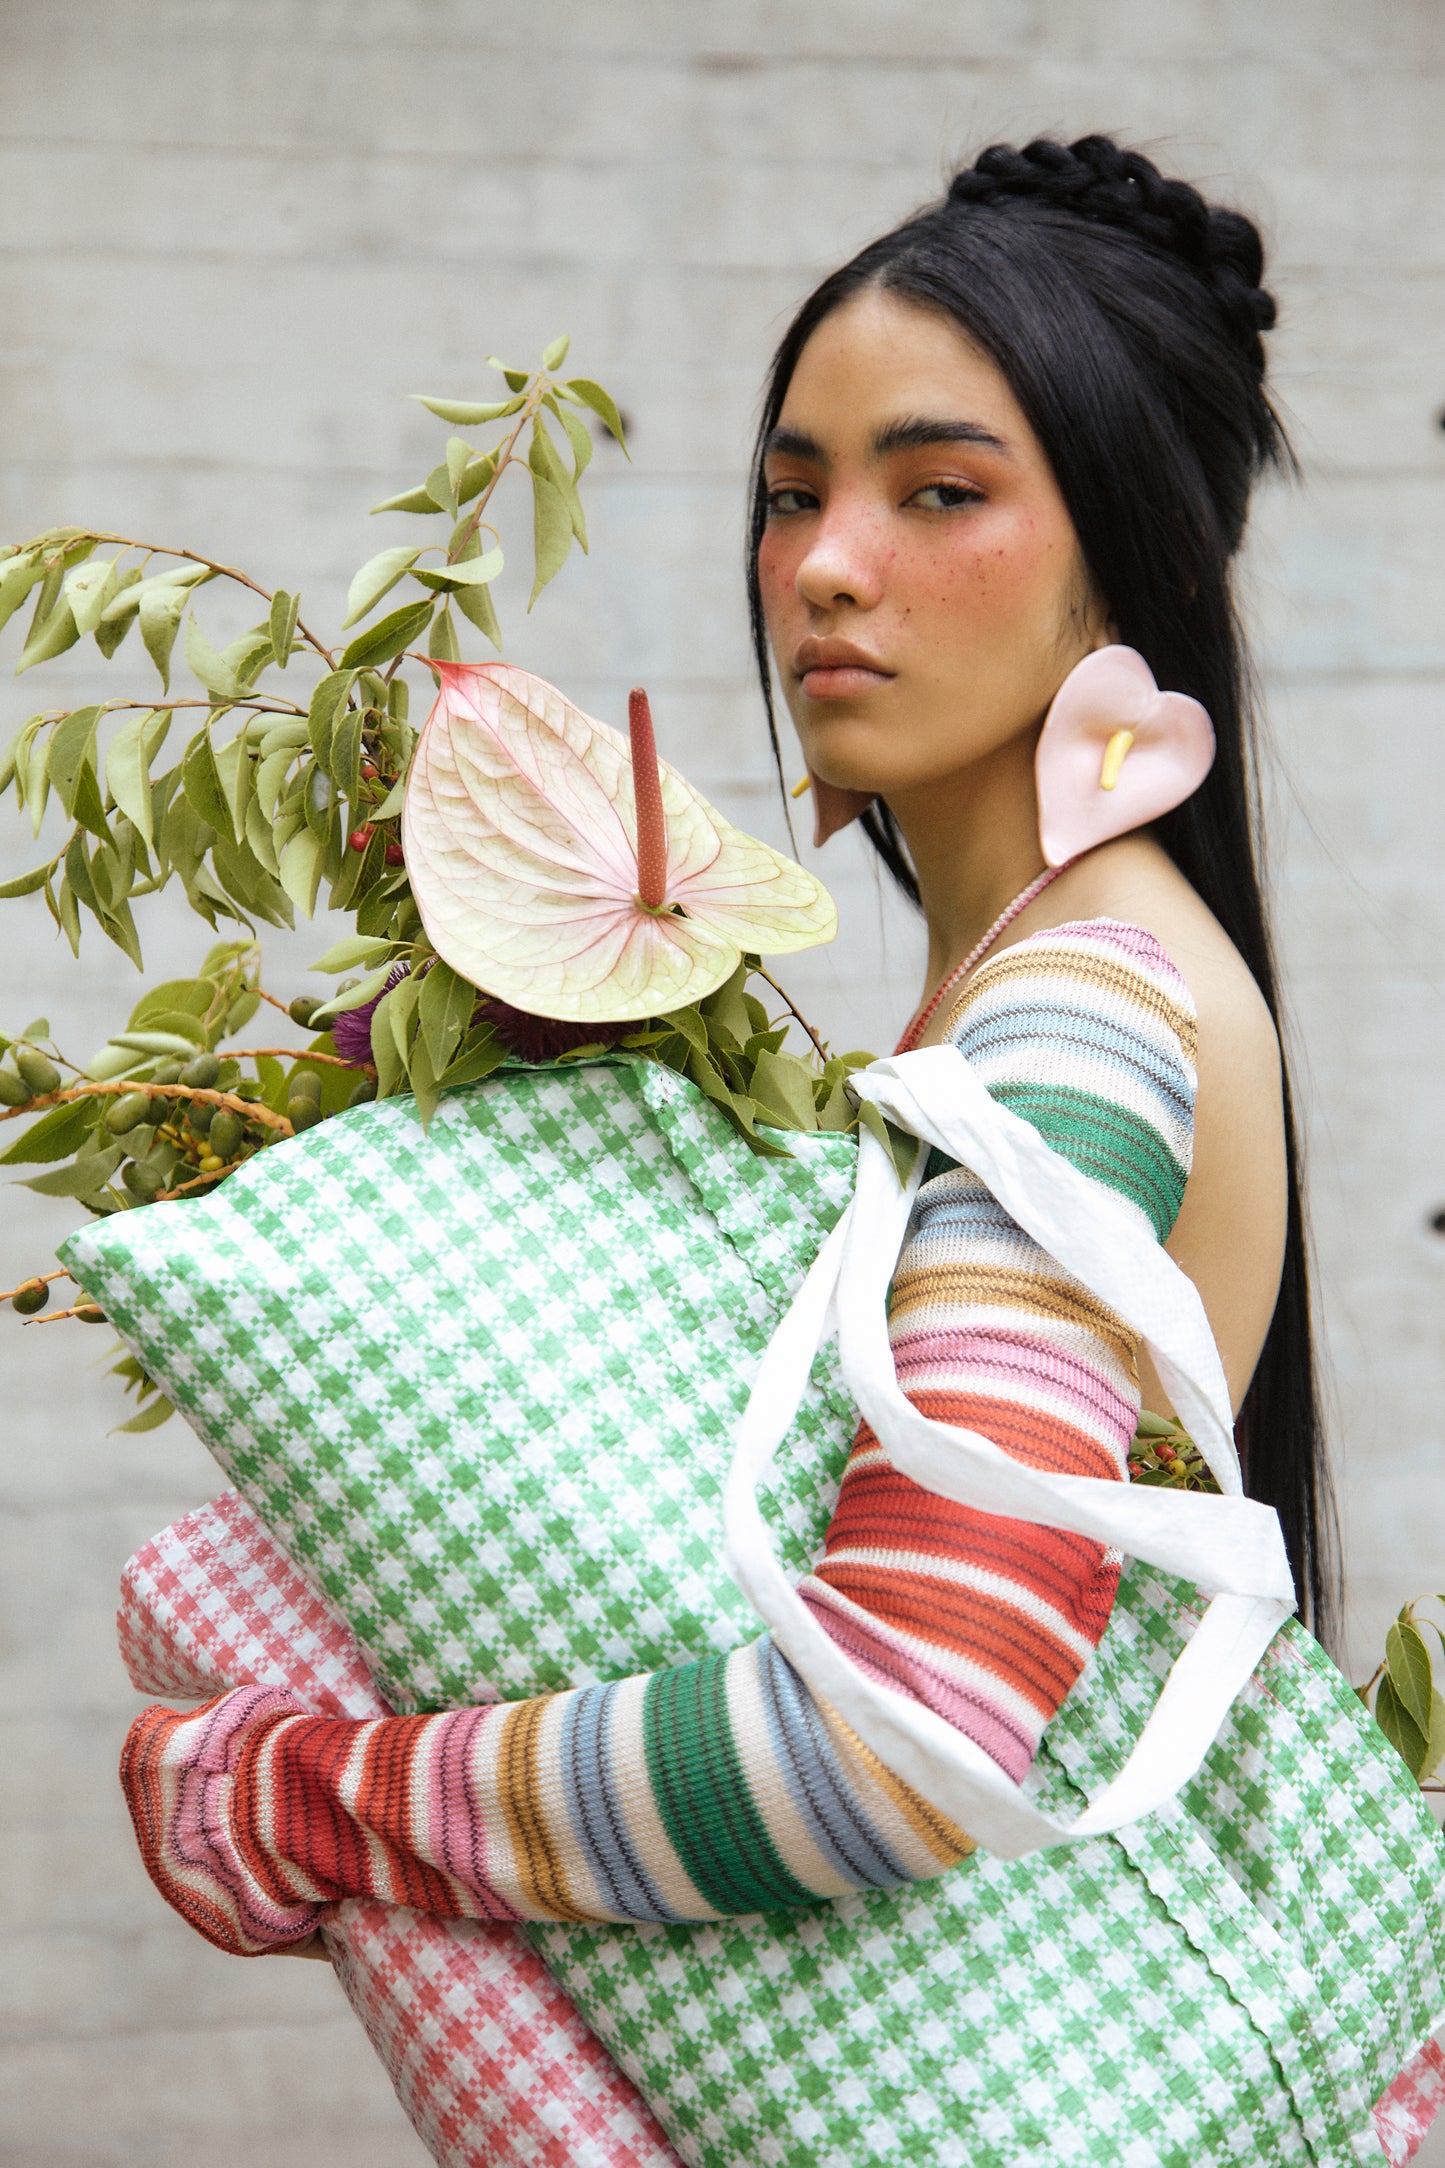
top-left (947, 136), bottom-right (1277, 383)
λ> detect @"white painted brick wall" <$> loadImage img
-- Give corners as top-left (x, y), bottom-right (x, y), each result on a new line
top-left (2, 2), bottom-right (1443, 2158)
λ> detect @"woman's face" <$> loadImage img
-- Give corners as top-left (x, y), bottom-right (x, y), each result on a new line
top-left (757, 286), bottom-right (1109, 804)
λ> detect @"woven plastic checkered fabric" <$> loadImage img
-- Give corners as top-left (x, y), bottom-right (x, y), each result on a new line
top-left (1375, 2039), bottom-right (1445, 2167)
top-left (72, 1059), bottom-right (1445, 2166)
top-left (120, 1489), bottom-right (680, 2168)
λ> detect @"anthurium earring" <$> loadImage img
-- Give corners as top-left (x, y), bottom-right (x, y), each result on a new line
top-left (1034, 645), bottom-right (1215, 869)
top-left (792, 766), bottom-right (876, 848)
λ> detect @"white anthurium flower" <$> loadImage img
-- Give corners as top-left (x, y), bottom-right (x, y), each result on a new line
top-left (402, 662), bottom-right (837, 1022)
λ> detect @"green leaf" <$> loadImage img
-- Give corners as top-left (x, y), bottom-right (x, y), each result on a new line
top-left (749, 1047), bottom-right (819, 1131)
top-left (530, 418), bottom-right (587, 548)
top-left (428, 606), bottom-right (460, 662)
top-left (412, 393), bottom-right (525, 426)
top-left (307, 668), bottom-right (357, 771)
top-left (184, 614), bottom-right (240, 699)
top-left (453, 575), bottom-right (503, 650)
top-left (1376, 1672), bottom-right (1430, 1779)
top-left (139, 584), bottom-right (188, 690)
top-left (856, 1098), bottom-right (919, 1183)
top-left (370, 485), bottom-right (444, 516)
top-left (105, 708), bottom-right (168, 849)
top-left (487, 357), bottom-right (530, 393)
top-left (528, 470), bottom-right (573, 608)
top-left (426, 461), bottom-right (459, 519)
top-left (0, 1096), bottom-right (99, 1164)
top-left (541, 333), bottom-right (571, 372)
top-left (114, 1394), bottom-right (177, 1434)
top-left (17, 597), bottom-right (80, 674)
top-left (1387, 1617), bottom-right (1435, 1733)
top-left (445, 436), bottom-right (473, 500)
top-left (44, 706), bottom-right (102, 817)
top-left (94, 569), bottom-right (141, 655)
top-left (0, 856), bottom-right (57, 899)
top-left (182, 730), bottom-right (234, 841)
top-left (339, 598), bottom-right (433, 671)
top-left (314, 933), bottom-right (394, 974)
top-left (411, 547), bottom-right (504, 594)
top-left (309, 959), bottom-right (394, 1028)
top-left (98, 563), bottom-right (211, 624)
top-left (268, 589), bottom-right (300, 667)
top-left (64, 558), bottom-right (119, 635)
top-left (21, 1141), bottom-right (126, 1197)
top-left (553, 397), bottom-right (594, 477)
top-left (111, 1029), bottom-right (208, 1058)
top-left (456, 453), bottom-right (497, 508)
top-left (562, 378), bottom-right (628, 453)
top-left (278, 827), bottom-right (324, 916)
top-left (0, 549), bottom-right (41, 632)
top-left (1423, 1688), bottom-right (1445, 1782)
top-left (438, 1020), bottom-right (504, 1088)
top-left (418, 959), bottom-right (476, 1076)
top-left (343, 547), bottom-right (423, 630)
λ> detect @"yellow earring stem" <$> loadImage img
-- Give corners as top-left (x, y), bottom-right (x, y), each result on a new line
top-left (1099, 728), bottom-right (1135, 791)
top-left (790, 774), bottom-right (812, 799)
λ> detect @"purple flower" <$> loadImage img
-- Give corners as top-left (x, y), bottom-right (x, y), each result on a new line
top-left (330, 964), bottom-right (410, 1067)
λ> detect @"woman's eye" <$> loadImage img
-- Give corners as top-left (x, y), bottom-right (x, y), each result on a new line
top-left (764, 484), bottom-right (818, 517)
top-left (908, 481), bottom-right (984, 511)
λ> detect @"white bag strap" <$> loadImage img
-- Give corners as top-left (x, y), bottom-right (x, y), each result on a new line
top-left (724, 1045), bottom-right (1295, 1860)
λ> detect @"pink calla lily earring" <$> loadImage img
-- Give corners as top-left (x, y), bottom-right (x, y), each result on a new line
top-left (1034, 645), bottom-right (1215, 868)
top-left (792, 765), bottom-right (876, 847)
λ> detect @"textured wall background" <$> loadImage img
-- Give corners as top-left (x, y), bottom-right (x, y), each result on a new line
top-left (2, 3), bottom-right (1444, 2161)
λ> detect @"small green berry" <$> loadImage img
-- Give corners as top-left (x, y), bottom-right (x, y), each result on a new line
top-left (15, 1047), bottom-right (61, 1096)
top-left (287, 1096), bottom-right (324, 1132)
top-left (75, 1302), bottom-right (107, 1324)
top-left (288, 996), bottom-right (320, 1028)
top-left (186, 1099), bottom-right (216, 1137)
top-left (152, 1062), bottom-right (185, 1086)
top-left (0, 1068), bottom-right (30, 1107)
top-left (122, 1160), bottom-right (166, 1200)
top-left (208, 1110), bottom-right (243, 1159)
top-left (180, 1052), bottom-right (221, 1090)
top-left (289, 1069), bottom-right (323, 1103)
top-left (12, 1279), bottom-right (49, 1316)
top-left (106, 1090), bottom-right (154, 1135)
top-left (346, 1078), bottom-right (377, 1107)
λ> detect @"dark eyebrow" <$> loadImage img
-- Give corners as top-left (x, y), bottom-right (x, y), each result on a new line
top-left (872, 415), bottom-right (1008, 457)
top-left (763, 416), bottom-right (1008, 464)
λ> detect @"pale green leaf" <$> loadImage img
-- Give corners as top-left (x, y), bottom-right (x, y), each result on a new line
top-left (527, 470), bottom-right (573, 608)
top-left (21, 1142), bottom-right (126, 1197)
top-left (47, 706), bottom-right (103, 818)
top-left (339, 598), bottom-right (433, 671)
top-left (428, 606), bottom-right (460, 662)
top-left (412, 394), bottom-right (525, 426)
top-left (308, 959), bottom-right (395, 1027)
top-left (17, 598), bottom-right (80, 674)
top-left (64, 558), bottom-right (119, 635)
top-left (114, 1394), bottom-right (177, 1434)
top-left (139, 585), bottom-right (188, 690)
top-left (269, 589), bottom-right (300, 667)
top-left (105, 709), bottom-right (168, 849)
top-left (312, 932), bottom-right (394, 973)
top-left (562, 378), bottom-right (629, 453)
top-left (342, 548), bottom-right (423, 630)
top-left (541, 333), bottom-right (571, 372)
top-left (0, 857), bottom-right (56, 899)
top-left (0, 550), bottom-right (41, 632)
top-left (370, 485), bottom-right (443, 516)
top-left (452, 576), bottom-right (503, 648)
top-left (411, 547), bottom-right (504, 594)
top-left (1387, 1618), bottom-right (1435, 1734)
top-left (184, 613), bottom-right (240, 699)
top-left (99, 562), bottom-right (211, 624)
top-left (278, 827), bottom-right (324, 916)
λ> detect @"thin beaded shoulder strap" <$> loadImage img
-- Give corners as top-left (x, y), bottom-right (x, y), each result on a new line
top-left (894, 864), bottom-right (1065, 1055)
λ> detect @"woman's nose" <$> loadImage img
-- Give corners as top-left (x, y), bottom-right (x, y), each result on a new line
top-left (794, 501), bottom-right (887, 612)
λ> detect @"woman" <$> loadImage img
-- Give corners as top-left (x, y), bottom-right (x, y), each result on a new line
top-left (121, 138), bottom-right (1439, 2163)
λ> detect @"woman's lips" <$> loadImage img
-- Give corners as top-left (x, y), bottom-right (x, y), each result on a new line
top-left (799, 663), bottom-right (894, 699)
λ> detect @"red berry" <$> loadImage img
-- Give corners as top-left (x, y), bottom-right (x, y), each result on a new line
top-left (384, 840), bottom-right (405, 867)
top-left (349, 825), bottom-right (374, 853)
top-left (361, 759), bottom-right (378, 780)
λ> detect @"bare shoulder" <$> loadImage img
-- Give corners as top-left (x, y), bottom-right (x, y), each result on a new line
top-left (1001, 833), bottom-right (1286, 1410)
top-left (1015, 832), bottom-right (1280, 1096)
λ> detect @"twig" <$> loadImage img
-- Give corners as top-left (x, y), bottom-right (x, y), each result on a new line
top-left (0, 1266), bottom-right (72, 1302)
top-left (752, 966), bottom-right (828, 1063)
top-left (78, 534), bottom-right (336, 668)
top-left (28, 1303), bottom-right (104, 1326)
top-left (155, 1167), bottom-right (232, 1202)
top-left (0, 1081), bottom-right (293, 1134)
top-left (254, 989), bottom-right (293, 1015)
top-left (229, 1047), bottom-right (369, 1070)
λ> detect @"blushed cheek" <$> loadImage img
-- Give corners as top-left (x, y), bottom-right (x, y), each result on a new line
top-left (755, 531), bottom-right (798, 635)
top-left (921, 517), bottom-right (1068, 633)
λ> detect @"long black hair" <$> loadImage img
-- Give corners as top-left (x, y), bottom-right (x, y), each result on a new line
top-left (744, 135), bottom-right (1339, 1640)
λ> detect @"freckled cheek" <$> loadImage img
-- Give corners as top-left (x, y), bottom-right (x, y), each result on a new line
top-left (756, 532), bottom-right (802, 628)
top-left (904, 523), bottom-right (1063, 628)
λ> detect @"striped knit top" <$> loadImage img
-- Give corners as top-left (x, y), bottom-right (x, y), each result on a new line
top-left (122, 921), bottom-right (1201, 1951)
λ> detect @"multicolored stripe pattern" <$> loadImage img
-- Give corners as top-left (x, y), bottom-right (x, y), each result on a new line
top-left (121, 920), bottom-right (1197, 1950)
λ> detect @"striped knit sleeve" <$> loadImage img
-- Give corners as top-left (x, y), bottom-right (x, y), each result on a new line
top-left (119, 920), bottom-right (1197, 1953)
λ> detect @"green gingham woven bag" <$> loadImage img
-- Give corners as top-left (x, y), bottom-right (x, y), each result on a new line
top-left (65, 1056), bottom-right (1445, 2167)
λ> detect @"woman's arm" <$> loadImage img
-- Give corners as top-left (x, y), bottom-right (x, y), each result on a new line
top-left (121, 922), bottom-right (1197, 1953)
